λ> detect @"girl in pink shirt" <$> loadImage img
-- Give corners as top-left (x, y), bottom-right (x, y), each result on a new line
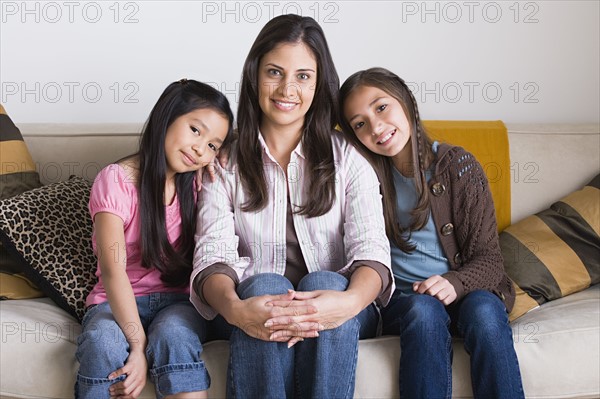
top-left (76, 79), bottom-right (233, 399)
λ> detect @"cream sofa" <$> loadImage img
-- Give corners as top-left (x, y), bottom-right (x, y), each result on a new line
top-left (1, 123), bottom-right (599, 399)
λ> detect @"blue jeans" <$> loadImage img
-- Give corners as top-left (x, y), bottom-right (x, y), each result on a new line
top-left (227, 272), bottom-right (379, 399)
top-left (75, 293), bottom-right (209, 399)
top-left (381, 290), bottom-right (524, 399)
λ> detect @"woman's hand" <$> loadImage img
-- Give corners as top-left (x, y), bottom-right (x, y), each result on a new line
top-left (413, 275), bottom-right (457, 305)
top-left (230, 291), bottom-right (320, 343)
top-left (264, 289), bottom-right (361, 341)
top-left (195, 148), bottom-right (231, 191)
top-left (264, 267), bottom-right (382, 343)
top-left (107, 349), bottom-right (147, 399)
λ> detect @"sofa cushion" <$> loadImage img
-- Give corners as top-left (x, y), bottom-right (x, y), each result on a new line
top-left (0, 104), bottom-right (42, 199)
top-left (0, 104), bottom-right (45, 299)
top-left (502, 174), bottom-right (600, 320)
top-left (0, 176), bottom-right (97, 321)
top-left (0, 273), bottom-right (44, 300)
top-left (1, 286), bottom-right (598, 399)
top-left (510, 284), bottom-right (600, 398)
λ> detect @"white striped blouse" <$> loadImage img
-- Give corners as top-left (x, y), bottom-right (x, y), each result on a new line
top-left (191, 130), bottom-right (393, 319)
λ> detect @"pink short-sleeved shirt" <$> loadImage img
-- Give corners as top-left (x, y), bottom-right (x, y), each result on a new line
top-left (86, 164), bottom-right (188, 307)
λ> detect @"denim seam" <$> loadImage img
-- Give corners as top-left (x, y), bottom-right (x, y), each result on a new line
top-left (151, 362), bottom-right (210, 399)
top-left (445, 331), bottom-right (453, 399)
top-left (150, 361), bottom-right (206, 377)
top-left (227, 329), bottom-right (239, 399)
top-left (343, 319), bottom-right (360, 399)
top-left (76, 373), bottom-right (126, 385)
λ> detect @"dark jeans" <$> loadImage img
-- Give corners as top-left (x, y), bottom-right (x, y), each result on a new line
top-left (381, 290), bottom-right (525, 399)
top-left (224, 271), bottom-right (379, 399)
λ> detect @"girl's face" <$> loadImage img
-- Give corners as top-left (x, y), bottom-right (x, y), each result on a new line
top-left (257, 42), bottom-right (317, 133)
top-left (343, 85), bottom-right (412, 160)
top-left (164, 108), bottom-right (229, 177)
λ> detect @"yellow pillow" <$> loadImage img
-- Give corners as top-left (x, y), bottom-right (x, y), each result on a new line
top-left (424, 120), bottom-right (511, 232)
top-left (502, 174), bottom-right (600, 321)
top-left (0, 273), bottom-right (44, 300)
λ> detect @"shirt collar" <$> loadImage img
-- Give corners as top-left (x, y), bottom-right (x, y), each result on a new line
top-left (257, 130), bottom-right (306, 162)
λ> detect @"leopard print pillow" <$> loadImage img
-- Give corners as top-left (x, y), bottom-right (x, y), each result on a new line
top-left (0, 176), bottom-right (96, 321)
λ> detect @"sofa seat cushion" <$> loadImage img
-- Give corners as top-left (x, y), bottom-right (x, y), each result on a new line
top-left (0, 297), bottom-right (218, 399)
top-left (1, 286), bottom-right (598, 399)
top-left (511, 284), bottom-right (600, 398)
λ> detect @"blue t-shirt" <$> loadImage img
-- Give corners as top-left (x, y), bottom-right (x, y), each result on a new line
top-left (390, 142), bottom-right (450, 295)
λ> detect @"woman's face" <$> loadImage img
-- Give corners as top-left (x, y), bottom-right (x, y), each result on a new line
top-left (257, 42), bottom-right (317, 133)
top-left (343, 85), bottom-right (412, 160)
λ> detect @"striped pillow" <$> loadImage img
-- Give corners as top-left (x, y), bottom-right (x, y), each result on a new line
top-left (0, 104), bottom-right (41, 199)
top-left (502, 174), bottom-right (600, 321)
top-left (0, 104), bottom-right (44, 299)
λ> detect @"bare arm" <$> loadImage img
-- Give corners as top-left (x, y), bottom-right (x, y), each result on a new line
top-left (94, 212), bottom-right (147, 398)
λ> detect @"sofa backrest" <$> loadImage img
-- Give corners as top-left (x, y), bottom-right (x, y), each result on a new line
top-left (19, 123), bottom-right (600, 224)
top-left (507, 123), bottom-right (599, 223)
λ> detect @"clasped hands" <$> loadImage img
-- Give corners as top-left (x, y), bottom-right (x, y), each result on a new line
top-left (236, 289), bottom-right (358, 348)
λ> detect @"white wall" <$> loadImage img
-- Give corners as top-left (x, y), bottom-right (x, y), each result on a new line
top-left (1, 0), bottom-right (599, 124)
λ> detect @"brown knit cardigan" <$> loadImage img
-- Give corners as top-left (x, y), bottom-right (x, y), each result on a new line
top-left (430, 144), bottom-right (515, 312)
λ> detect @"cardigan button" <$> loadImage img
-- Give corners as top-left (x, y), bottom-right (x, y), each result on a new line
top-left (431, 182), bottom-right (445, 196)
top-left (441, 223), bottom-right (454, 236)
top-left (454, 252), bottom-right (462, 265)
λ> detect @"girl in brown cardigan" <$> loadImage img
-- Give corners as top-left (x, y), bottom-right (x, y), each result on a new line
top-left (339, 67), bottom-right (524, 399)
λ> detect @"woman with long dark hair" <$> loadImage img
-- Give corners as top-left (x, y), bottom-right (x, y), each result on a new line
top-left (191, 15), bottom-right (393, 398)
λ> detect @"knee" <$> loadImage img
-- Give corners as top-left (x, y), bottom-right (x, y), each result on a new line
top-left (147, 324), bottom-right (202, 363)
top-left (461, 291), bottom-right (507, 324)
top-left (297, 271), bottom-right (348, 292)
top-left (237, 273), bottom-right (293, 299)
top-left (78, 319), bottom-right (127, 354)
top-left (150, 321), bottom-right (202, 347)
top-left (320, 317), bottom-right (360, 343)
top-left (459, 291), bottom-right (509, 338)
top-left (149, 307), bottom-right (205, 354)
top-left (77, 321), bottom-right (128, 376)
top-left (403, 295), bottom-right (448, 330)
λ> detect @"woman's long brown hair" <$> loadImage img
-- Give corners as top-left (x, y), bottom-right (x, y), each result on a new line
top-left (236, 14), bottom-right (340, 217)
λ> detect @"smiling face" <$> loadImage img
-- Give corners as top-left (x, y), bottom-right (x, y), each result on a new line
top-left (164, 108), bottom-right (230, 178)
top-left (344, 85), bottom-right (413, 164)
top-left (257, 42), bottom-right (317, 135)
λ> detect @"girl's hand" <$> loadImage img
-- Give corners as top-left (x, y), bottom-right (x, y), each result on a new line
top-left (265, 289), bottom-right (361, 341)
top-left (107, 349), bottom-right (147, 399)
top-left (413, 275), bottom-right (457, 305)
top-left (233, 291), bottom-right (319, 343)
top-left (195, 149), bottom-right (231, 191)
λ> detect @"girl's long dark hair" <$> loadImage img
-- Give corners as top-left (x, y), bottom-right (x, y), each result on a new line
top-left (237, 14), bottom-right (339, 216)
top-left (339, 68), bottom-right (435, 252)
top-left (137, 79), bottom-right (233, 285)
